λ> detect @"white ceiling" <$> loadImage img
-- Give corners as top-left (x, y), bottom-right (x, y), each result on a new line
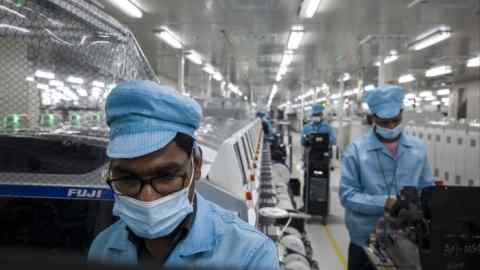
top-left (100, 0), bottom-right (480, 106)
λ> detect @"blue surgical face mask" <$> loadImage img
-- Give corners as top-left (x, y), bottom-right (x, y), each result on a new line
top-left (112, 157), bottom-right (195, 239)
top-left (375, 124), bottom-right (402, 140)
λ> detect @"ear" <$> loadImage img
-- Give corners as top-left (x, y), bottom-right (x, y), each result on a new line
top-left (193, 146), bottom-right (203, 181)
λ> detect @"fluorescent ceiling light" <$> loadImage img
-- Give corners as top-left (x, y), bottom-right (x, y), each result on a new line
top-left (35, 70), bottom-right (55, 79)
top-left (424, 96), bottom-right (436, 101)
top-left (408, 0), bottom-right (427, 9)
top-left (343, 90), bottom-right (353, 97)
top-left (425, 65), bottom-right (452, 77)
top-left (299, 0), bottom-right (321, 18)
top-left (419, 91), bottom-right (433, 97)
top-left (280, 51), bottom-right (294, 67)
top-left (374, 61), bottom-right (380, 67)
top-left (342, 73), bottom-right (351, 81)
top-left (441, 97), bottom-right (449, 103)
top-left (431, 101), bottom-right (441, 105)
top-left (384, 54), bottom-right (399, 64)
top-left (287, 26), bottom-right (304, 50)
top-left (275, 72), bottom-right (282, 82)
top-left (155, 27), bottom-right (183, 49)
top-left (243, 96), bottom-right (248, 101)
top-left (436, 89), bottom-right (450, 96)
top-left (0, 23), bottom-right (30, 33)
top-left (203, 64), bottom-right (215, 75)
top-left (409, 25), bottom-right (452, 51)
top-left (228, 83), bottom-right (240, 95)
top-left (467, 56), bottom-right (480, 68)
top-left (405, 93), bottom-right (416, 100)
top-left (67, 76), bottom-right (84, 84)
top-left (279, 66), bottom-right (288, 76)
top-left (212, 72), bottom-right (223, 81)
top-left (269, 85), bottom-right (278, 101)
top-left (59, 86), bottom-right (79, 101)
top-left (37, 83), bottom-right (49, 90)
top-left (185, 50), bottom-right (203, 65)
top-left (364, 84), bottom-right (376, 91)
top-left (26, 76), bottom-right (34, 82)
top-left (49, 80), bottom-right (64, 87)
top-left (92, 80), bottom-right (105, 88)
top-left (321, 83), bottom-right (329, 91)
top-left (103, 89), bottom-right (111, 99)
top-left (107, 0), bottom-right (142, 18)
top-left (91, 87), bottom-right (103, 99)
top-left (398, 74), bottom-right (416, 83)
top-left (0, 5), bottom-right (26, 18)
top-left (76, 88), bottom-right (88, 97)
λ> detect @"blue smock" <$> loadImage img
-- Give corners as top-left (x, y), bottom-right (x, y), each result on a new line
top-left (339, 130), bottom-right (434, 247)
top-left (88, 193), bottom-right (280, 269)
top-left (301, 121), bottom-right (337, 146)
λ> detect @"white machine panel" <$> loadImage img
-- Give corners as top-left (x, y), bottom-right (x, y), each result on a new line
top-left (208, 120), bottom-right (261, 200)
top-left (424, 126), bottom-right (436, 172)
top-left (465, 129), bottom-right (480, 187)
top-left (431, 126), bottom-right (443, 180)
top-left (444, 128), bottom-right (459, 185)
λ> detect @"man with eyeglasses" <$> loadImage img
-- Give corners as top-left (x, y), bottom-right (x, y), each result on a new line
top-left (339, 85), bottom-right (434, 270)
top-left (88, 80), bottom-right (279, 269)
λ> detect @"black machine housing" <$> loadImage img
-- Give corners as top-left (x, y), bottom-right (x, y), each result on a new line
top-left (303, 133), bottom-right (330, 222)
top-left (372, 185), bottom-right (480, 270)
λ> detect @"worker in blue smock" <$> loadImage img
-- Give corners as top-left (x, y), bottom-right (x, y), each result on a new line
top-left (88, 80), bottom-right (280, 269)
top-left (301, 104), bottom-right (336, 146)
top-left (339, 85), bottom-right (433, 270)
top-left (257, 111), bottom-right (276, 143)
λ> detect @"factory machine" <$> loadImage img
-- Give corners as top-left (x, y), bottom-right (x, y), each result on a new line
top-left (0, 1), bottom-right (320, 268)
top-left (302, 133), bottom-right (331, 224)
top-left (365, 185), bottom-right (480, 270)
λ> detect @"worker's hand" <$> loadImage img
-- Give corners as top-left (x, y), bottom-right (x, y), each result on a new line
top-left (385, 197), bottom-right (397, 211)
top-left (387, 197), bottom-right (412, 217)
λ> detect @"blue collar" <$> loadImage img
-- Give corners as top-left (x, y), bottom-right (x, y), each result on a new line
top-left (106, 193), bottom-right (216, 256)
top-left (176, 193), bottom-right (216, 256)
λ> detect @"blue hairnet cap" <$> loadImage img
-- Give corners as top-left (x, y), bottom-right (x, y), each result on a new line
top-left (312, 104), bottom-right (325, 114)
top-left (105, 80), bottom-right (202, 159)
top-left (364, 85), bottom-right (405, 119)
top-left (256, 111), bottom-right (266, 118)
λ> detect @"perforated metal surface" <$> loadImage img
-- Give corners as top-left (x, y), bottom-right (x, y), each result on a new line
top-left (0, 0), bottom-right (157, 194)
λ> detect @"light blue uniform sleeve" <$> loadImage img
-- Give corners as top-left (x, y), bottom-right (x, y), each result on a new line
top-left (329, 126), bottom-right (337, 145)
top-left (419, 147), bottom-right (434, 188)
top-left (245, 238), bottom-right (280, 270)
top-left (339, 144), bottom-right (387, 216)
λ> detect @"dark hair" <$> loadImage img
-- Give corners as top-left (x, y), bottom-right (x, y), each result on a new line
top-left (173, 132), bottom-right (194, 156)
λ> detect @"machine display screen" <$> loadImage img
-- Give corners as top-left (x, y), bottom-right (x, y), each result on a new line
top-left (233, 142), bottom-right (248, 185)
top-left (241, 137), bottom-right (251, 169)
top-left (0, 197), bottom-right (114, 256)
top-left (244, 133), bottom-right (254, 158)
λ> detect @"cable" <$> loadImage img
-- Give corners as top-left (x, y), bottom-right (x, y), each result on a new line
top-left (279, 217), bottom-right (292, 237)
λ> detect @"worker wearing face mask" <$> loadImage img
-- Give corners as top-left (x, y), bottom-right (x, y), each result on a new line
top-left (339, 85), bottom-right (434, 270)
top-left (301, 104), bottom-right (336, 146)
top-left (88, 80), bottom-right (279, 269)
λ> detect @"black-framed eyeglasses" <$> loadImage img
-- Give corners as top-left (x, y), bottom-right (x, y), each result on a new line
top-left (105, 158), bottom-right (192, 197)
top-left (374, 114), bottom-right (402, 127)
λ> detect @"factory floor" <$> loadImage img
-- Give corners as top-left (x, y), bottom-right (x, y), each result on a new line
top-left (290, 132), bottom-right (350, 270)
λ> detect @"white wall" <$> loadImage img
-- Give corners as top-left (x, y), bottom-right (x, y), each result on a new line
top-left (449, 80), bottom-right (480, 120)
